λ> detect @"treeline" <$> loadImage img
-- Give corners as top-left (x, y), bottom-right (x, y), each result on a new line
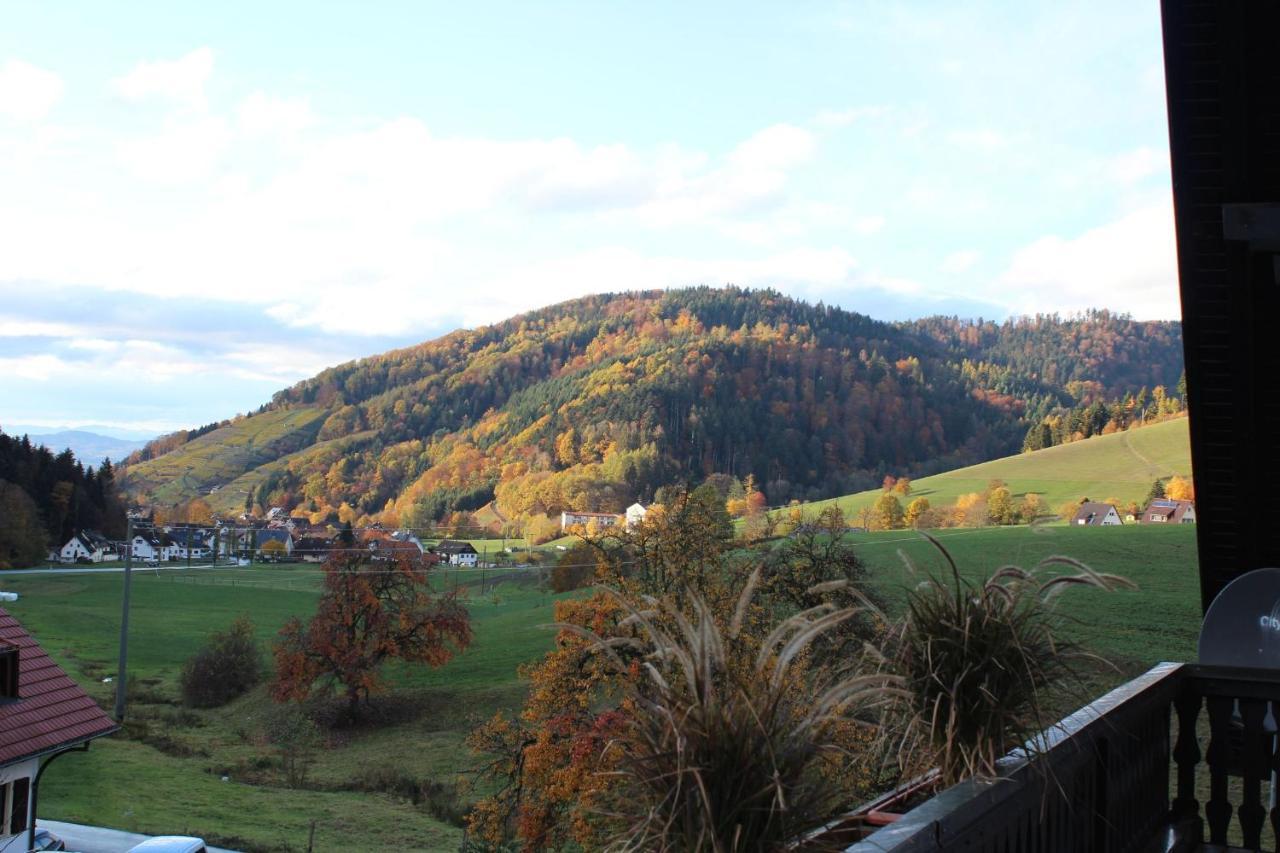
top-left (0, 431), bottom-right (126, 567)
top-left (904, 310), bottom-right (1183, 404)
top-left (1022, 380), bottom-right (1186, 452)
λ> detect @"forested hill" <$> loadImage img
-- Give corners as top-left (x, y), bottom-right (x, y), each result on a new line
top-left (120, 288), bottom-right (1183, 533)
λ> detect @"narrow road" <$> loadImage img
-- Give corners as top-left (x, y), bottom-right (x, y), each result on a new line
top-left (0, 563), bottom-right (217, 577)
top-left (33, 820), bottom-right (239, 853)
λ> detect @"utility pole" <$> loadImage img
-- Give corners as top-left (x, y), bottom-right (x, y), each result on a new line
top-left (114, 516), bottom-right (134, 721)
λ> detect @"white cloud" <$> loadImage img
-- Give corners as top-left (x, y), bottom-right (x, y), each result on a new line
top-left (946, 128), bottom-right (1015, 151)
top-left (0, 319), bottom-right (79, 337)
top-left (66, 338), bottom-right (120, 352)
top-left (940, 249), bottom-right (981, 274)
top-left (998, 201), bottom-right (1179, 319)
top-left (0, 354), bottom-right (72, 380)
top-left (853, 215), bottom-right (886, 235)
top-left (1105, 146), bottom-right (1169, 184)
top-left (729, 123), bottom-right (814, 172)
top-left (0, 59), bottom-right (64, 122)
top-left (812, 106), bottom-right (887, 128)
top-left (111, 47), bottom-right (213, 108)
top-left (116, 115), bottom-right (230, 182)
top-left (237, 92), bottom-right (313, 138)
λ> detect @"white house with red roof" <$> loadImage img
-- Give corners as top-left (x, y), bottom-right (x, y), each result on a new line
top-left (0, 607), bottom-right (118, 852)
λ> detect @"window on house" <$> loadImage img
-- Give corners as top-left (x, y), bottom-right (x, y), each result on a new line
top-left (2, 776), bottom-right (29, 836)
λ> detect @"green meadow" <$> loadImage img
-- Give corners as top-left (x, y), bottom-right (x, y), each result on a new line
top-left (799, 417), bottom-right (1191, 520)
top-left (849, 523), bottom-right (1202, 667)
top-left (1, 564), bottom-right (562, 851)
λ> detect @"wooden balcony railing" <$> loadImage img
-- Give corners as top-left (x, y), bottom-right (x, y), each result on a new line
top-left (838, 662), bottom-right (1280, 852)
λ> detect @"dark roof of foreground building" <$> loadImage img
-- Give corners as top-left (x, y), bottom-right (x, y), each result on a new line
top-left (0, 608), bottom-right (118, 765)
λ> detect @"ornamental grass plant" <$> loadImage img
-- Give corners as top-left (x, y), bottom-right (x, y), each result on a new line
top-left (566, 570), bottom-right (903, 852)
top-left (885, 532), bottom-right (1136, 788)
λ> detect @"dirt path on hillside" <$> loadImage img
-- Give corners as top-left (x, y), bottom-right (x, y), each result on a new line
top-left (1122, 428), bottom-right (1173, 478)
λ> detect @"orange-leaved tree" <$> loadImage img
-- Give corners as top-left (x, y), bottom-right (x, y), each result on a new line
top-left (272, 550), bottom-right (471, 718)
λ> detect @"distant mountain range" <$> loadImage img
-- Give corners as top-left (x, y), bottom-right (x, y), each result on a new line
top-left (12, 429), bottom-right (149, 466)
top-left (119, 287), bottom-right (1185, 529)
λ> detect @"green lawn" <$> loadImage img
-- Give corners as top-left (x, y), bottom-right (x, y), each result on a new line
top-left (0, 563), bottom-right (563, 852)
top-left (795, 417), bottom-right (1191, 522)
top-left (850, 523), bottom-right (1202, 667)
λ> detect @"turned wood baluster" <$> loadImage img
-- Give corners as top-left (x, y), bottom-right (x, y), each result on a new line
top-left (1171, 689), bottom-right (1203, 825)
top-left (1271, 701), bottom-right (1280, 848)
top-left (1239, 698), bottom-right (1267, 849)
top-left (1205, 695), bottom-right (1234, 845)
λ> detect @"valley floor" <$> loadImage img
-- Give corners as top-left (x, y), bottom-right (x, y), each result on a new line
top-left (0, 523), bottom-right (1198, 851)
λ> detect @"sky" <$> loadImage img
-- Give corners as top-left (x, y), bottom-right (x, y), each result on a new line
top-left (0, 1), bottom-right (1178, 436)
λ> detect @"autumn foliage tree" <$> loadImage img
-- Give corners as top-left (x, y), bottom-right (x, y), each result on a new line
top-left (872, 493), bottom-right (905, 530)
top-left (272, 551), bottom-right (471, 718)
top-left (1166, 475), bottom-right (1194, 501)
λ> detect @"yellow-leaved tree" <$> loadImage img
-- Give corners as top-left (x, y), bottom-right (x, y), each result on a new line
top-left (1166, 475), bottom-right (1195, 501)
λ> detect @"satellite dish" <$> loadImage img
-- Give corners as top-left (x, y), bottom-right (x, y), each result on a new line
top-left (1199, 568), bottom-right (1280, 667)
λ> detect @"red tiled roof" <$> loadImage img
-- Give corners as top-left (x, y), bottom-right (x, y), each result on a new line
top-left (0, 608), bottom-right (118, 765)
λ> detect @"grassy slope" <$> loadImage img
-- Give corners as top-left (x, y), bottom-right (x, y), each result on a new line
top-left (0, 565), bottom-right (561, 852)
top-left (801, 417), bottom-right (1191, 520)
top-left (123, 408), bottom-right (329, 507)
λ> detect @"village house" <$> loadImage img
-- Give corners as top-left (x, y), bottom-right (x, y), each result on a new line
top-left (392, 530), bottom-right (427, 551)
top-left (1141, 498), bottom-right (1196, 524)
top-left (624, 502), bottom-right (648, 530)
top-left (559, 510), bottom-right (622, 532)
top-left (129, 533), bottom-right (163, 561)
top-left (433, 539), bottom-right (479, 567)
top-left (58, 530), bottom-right (113, 563)
top-left (0, 608), bottom-right (118, 853)
top-left (369, 538), bottom-right (425, 563)
top-left (164, 528), bottom-right (211, 561)
top-left (254, 528), bottom-right (294, 560)
top-left (293, 536), bottom-right (332, 563)
top-left (1073, 501), bottom-right (1123, 526)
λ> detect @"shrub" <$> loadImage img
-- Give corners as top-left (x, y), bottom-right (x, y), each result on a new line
top-left (264, 703), bottom-right (322, 788)
top-left (180, 615), bottom-right (263, 708)
top-left (886, 533), bottom-right (1135, 786)
top-left (548, 543), bottom-right (596, 592)
top-left (573, 573), bottom-right (900, 850)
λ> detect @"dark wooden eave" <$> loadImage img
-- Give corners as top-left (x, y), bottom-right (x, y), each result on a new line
top-left (1161, 0), bottom-right (1280, 611)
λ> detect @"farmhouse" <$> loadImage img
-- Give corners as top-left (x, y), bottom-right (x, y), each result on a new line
top-left (1141, 498), bottom-right (1196, 524)
top-left (560, 510), bottom-right (622, 532)
top-left (625, 503), bottom-right (648, 530)
top-left (1072, 502), bottom-right (1123, 526)
top-left (0, 608), bottom-right (118, 853)
top-left (58, 530), bottom-right (113, 563)
top-left (433, 539), bottom-right (478, 566)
